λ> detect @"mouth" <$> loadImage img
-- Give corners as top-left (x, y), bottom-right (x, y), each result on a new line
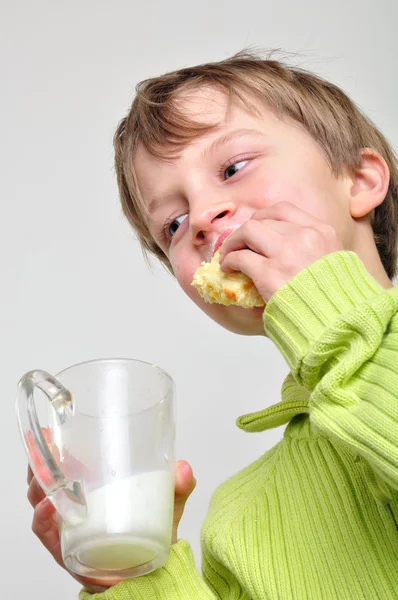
top-left (212, 229), bottom-right (234, 256)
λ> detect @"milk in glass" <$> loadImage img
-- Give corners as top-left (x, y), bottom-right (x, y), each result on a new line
top-left (60, 470), bottom-right (173, 571)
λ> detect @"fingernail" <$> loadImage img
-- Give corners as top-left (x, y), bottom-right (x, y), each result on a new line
top-left (183, 461), bottom-right (192, 475)
top-left (39, 497), bottom-right (53, 518)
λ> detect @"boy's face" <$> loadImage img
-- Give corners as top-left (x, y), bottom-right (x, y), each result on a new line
top-left (134, 88), bottom-right (358, 336)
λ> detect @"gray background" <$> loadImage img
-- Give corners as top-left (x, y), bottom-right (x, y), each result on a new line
top-left (1, 0), bottom-right (397, 597)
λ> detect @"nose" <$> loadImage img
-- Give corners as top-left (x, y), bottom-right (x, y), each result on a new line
top-left (190, 201), bottom-right (237, 245)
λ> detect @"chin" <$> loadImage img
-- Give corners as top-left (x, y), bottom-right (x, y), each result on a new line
top-left (187, 290), bottom-right (266, 336)
top-left (209, 305), bottom-right (266, 336)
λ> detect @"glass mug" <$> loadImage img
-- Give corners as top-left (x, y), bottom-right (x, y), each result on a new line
top-left (16, 358), bottom-right (175, 581)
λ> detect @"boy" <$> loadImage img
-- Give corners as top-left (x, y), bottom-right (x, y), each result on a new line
top-left (27, 51), bottom-right (398, 598)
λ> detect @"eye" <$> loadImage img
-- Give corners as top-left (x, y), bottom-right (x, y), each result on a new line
top-left (168, 214), bottom-right (188, 237)
top-left (224, 159), bottom-right (249, 181)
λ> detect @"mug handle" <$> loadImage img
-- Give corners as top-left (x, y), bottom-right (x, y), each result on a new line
top-left (16, 369), bottom-right (87, 524)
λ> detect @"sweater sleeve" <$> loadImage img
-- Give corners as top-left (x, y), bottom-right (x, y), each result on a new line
top-left (79, 540), bottom-right (218, 600)
top-left (263, 251), bottom-right (398, 491)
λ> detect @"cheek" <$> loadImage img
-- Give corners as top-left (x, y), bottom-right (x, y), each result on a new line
top-left (258, 179), bottom-right (307, 210)
top-left (265, 174), bottom-right (331, 219)
top-left (172, 257), bottom-right (197, 296)
top-left (250, 173), bottom-right (284, 209)
top-left (251, 167), bottom-right (308, 209)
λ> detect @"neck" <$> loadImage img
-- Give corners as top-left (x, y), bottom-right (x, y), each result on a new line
top-left (352, 222), bottom-right (393, 290)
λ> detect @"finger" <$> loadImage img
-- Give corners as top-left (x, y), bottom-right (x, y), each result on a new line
top-left (175, 460), bottom-right (196, 500)
top-left (173, 462), bottom-right (196, 542)
top-left (27, 476), bottom-right (46, 508)
top-left (221, 248), bottom-right (269, 285)
top-left (219, 220), bottom-right (294, 264)
top-left (77, 579), bottom-right (113, 594)
top-left (32, 498), bottom-right (64, 567)
top-left (219, 220), bottom-right (264, 258)
top-left (25, 429), bottom-right (57, 487)
top-left (27, 465), bottom-right (34, 485)
top-left (32, 499), bottom-right (120, 593)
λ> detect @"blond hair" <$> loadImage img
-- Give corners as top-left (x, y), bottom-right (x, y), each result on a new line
top-left (114, 51), bottom-right (398, 279)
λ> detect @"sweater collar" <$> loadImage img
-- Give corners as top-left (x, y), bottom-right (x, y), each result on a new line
top-left (236, 371), bottom-right (310, 433)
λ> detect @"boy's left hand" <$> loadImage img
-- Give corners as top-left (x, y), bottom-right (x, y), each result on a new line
top-left (219, 201), bottom-right (344, 304)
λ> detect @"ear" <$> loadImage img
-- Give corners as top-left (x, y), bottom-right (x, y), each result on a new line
top-left (349, 148), bottom-right (390, 218)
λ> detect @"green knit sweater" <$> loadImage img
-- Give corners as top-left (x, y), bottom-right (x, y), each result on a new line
top-left (81, 251), bottom-right (398, 599)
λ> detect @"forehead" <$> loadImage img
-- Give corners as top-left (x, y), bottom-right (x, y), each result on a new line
top-left (134, 87), bottom-right (268, 171)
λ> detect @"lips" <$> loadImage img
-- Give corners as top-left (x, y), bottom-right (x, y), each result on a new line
top-left (213, 229), bottom-right (234, 256)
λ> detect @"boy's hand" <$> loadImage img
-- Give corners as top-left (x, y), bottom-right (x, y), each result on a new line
top-left (219, 201), bottom-right (344, 304)
top-left (27, 460), bottom-right (196, 594)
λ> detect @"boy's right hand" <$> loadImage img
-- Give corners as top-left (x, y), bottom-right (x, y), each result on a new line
top-left (27, 460), bottom-right (196, 594)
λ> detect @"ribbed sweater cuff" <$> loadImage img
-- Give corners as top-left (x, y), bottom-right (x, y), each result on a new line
top-left (263, 251), bottom-right (387, 376)
top-left (79, 540), bottom-right (214, 600)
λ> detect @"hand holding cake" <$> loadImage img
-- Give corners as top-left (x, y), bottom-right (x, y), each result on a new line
top-left (192, 202), bottom-right (344, 308)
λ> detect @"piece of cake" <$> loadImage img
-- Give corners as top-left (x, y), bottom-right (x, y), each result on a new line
top-left (191, 250), bottom-right (265, 308)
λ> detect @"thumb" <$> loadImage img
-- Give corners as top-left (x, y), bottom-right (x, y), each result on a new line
top-left (172, 461), bottom-right (196, 541)
top-left (175, 460), bottom-right (196, 501)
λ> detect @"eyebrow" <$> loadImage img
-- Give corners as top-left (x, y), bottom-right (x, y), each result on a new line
top-left (148, 193), bottom-right (178, 217)
top-left (148, 128), bottom-right (265, 215)
top-left (201, 128), bottom-right (266, 161)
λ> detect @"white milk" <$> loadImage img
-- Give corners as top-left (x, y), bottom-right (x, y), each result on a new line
top-left (60, 470), bottom-right (173, 571)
